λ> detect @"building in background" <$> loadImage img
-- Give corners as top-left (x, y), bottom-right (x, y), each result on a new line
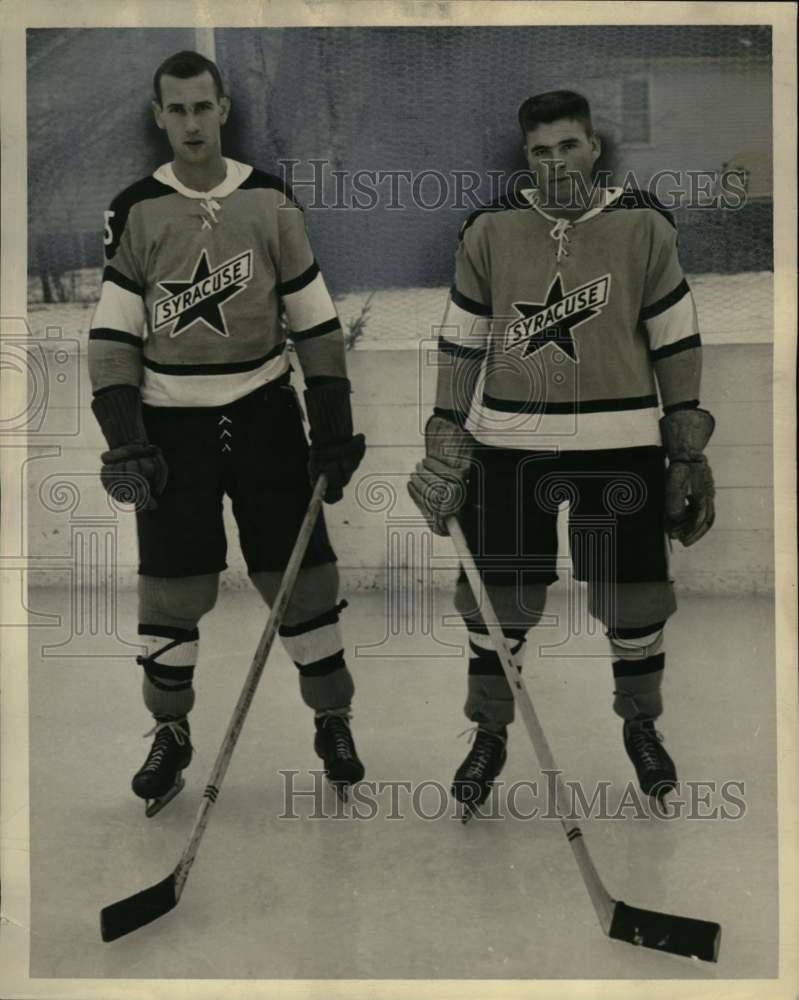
top-left (28, 24), bottom-right (772, 312)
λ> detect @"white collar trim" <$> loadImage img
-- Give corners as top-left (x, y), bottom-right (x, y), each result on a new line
top-left (153, 158), bottom-right (253, 198)
top-left (520, 185), bottom-right (624, 222)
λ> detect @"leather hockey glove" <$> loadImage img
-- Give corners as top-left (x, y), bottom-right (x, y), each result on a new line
top-left (304, 379), bottom-right (366, 504)
top-left (660, 407), bottom-right (716, 546)
top-left (91, 386), bottom-right (168, 511)
top-left (407, 413), bottom-right (473, 536)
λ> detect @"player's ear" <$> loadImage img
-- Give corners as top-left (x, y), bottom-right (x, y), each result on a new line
top-left (590, 132), bottom-right (601, 161)
top-left (152, 100), bottom-right (165, 130)
top-left (219, 95), bottom-right (231, 125)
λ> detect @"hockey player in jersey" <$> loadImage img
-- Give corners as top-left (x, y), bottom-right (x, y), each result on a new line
top-left (409, 90), bottom-right (715, 815)
top-left (88, 51), bottom-right (366, 814)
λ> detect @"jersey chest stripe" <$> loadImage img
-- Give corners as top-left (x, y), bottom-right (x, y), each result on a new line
top-left (482, 392), bottom-right (659, 415)
top-left (143, 342), bottom-right (285, 376)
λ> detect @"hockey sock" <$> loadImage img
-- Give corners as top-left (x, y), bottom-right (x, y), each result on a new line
top-left (609, 624), bottom-right (666, 720)
top-left (138, 625), bottom-right (198, 720)
top-left (279, 602), bottom-right (355, 713)
top-left (463, 623), bottom-right (527, 729)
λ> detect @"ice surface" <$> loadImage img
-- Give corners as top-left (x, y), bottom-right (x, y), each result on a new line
top-left (27, 587), bottom-right (777, 980)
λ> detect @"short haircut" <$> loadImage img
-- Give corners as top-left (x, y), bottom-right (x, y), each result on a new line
top-left (517, 90), bottom-right (593, 137)
top-left (153, 50), bottom-right (225, 105)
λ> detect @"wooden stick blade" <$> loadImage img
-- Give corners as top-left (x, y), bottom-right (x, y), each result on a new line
top-left (101, 871), bottom-right (178, 942)
top-left (610, 901), bottom-right (721, 962)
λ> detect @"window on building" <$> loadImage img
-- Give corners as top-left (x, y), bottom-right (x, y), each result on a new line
top-left (621, 77), bottom-right (652, 145)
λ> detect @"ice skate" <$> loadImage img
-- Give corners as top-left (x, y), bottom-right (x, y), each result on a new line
top-left (623, 718), bottom-right (677, 802)
top-left (452, 726), bottom-right (507, 823)
top-left (313, 713), bottom-right (365, 802)
top-left (132, 717), bottom-right (192, 817)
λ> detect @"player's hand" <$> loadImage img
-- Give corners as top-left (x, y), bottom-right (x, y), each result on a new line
top-left (303, 379), bottom-right (365, 504)
top-left (407, 454), bottom-right (470, 535)
top-left (664, 458), bottom-right (715, 545)
top-left (308, 434), bottom-right (366, 504)
top-left (100, 443), bottom-right (168, 511)
top-left (660, 408), bottom-right (716, 547)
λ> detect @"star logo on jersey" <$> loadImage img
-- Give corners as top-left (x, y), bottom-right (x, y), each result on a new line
top-left (504, 273), bottom-right (611, 360)
top-left (153, 249), bottom-right (253, 338)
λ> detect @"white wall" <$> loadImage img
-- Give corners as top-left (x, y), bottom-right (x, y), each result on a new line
top-left (19, 337), bottom-right (773, 597)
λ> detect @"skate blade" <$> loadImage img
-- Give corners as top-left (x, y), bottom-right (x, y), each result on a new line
top-left (144, 775), bottom-right (185, 818)
top-left (649, 782), bottom-right (679, 817)
top-left (329, 780), bottom-right (350, 804)
top-left (453, 799), bottom-right (476, 825)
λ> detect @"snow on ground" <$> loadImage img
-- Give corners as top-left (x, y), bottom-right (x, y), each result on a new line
top-left (27, 271), bottom-right (773, 349)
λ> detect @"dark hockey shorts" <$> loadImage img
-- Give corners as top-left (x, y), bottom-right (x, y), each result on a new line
top-left (458, 445), bottom-right (670, 587)
top-left (136, 374), bottom-right (336, 578)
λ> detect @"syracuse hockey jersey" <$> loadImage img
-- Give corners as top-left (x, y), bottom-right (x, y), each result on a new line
top-left (89, 158), bottom-right (345, 406)
top-left (436, 187), bottom-right (702, 451)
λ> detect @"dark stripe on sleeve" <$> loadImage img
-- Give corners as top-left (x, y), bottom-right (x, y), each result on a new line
top-left (650, 333), bottom-right (702, 362)
top-left (89, 328), bottom-right (143, 350)
top-left (290, 317), bottom-right (341, 343)
top-left (450, 285), bottom-right (492, 317)
top-left (277, 260), bottom-right (320, 297)
top-left (438, 336), bottom-right (488, 360)
top-left (482, 393), bottom-right (659, 415)
top-left (102, 264), bottom-right (144, 298)
top-left (143, 343), bottom-right (285, 376)
top-left (640, 278), bottom-right (690, 321)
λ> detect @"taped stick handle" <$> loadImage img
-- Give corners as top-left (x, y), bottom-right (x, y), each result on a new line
top-left (446, 516), bottom-right (615, 932)
top-left (175, 474), bottom-right (328, 898)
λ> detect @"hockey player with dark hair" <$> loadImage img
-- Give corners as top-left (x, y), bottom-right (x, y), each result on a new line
top-left (89, 50), bottom-right (366, 814)
top-left (409, 89), bottom-right (715, 816)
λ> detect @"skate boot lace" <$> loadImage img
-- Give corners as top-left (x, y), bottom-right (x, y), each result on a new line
top-left (628, 723), bottom-right (665, 771)
top-left (141, 719), bottom-right (188, 774)
top-left (321, 715), bottom-right (355, 760)
top-left (458, 726), bottom-right (505, 778)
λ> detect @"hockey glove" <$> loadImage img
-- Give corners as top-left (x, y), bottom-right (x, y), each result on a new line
top-left (91, 386), bottom-right (168, 511)
top-left (407, 414), bottom-right (473, 536)
top-left (304, 379), bottom-right (366, 503)
top-left (660, 407), bottom-right (716, 546)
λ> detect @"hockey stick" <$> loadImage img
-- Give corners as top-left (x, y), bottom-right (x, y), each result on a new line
top-left (101, 474), bottom-right (328, 942)
top-left (447, 516), bottom-right (721, 963)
